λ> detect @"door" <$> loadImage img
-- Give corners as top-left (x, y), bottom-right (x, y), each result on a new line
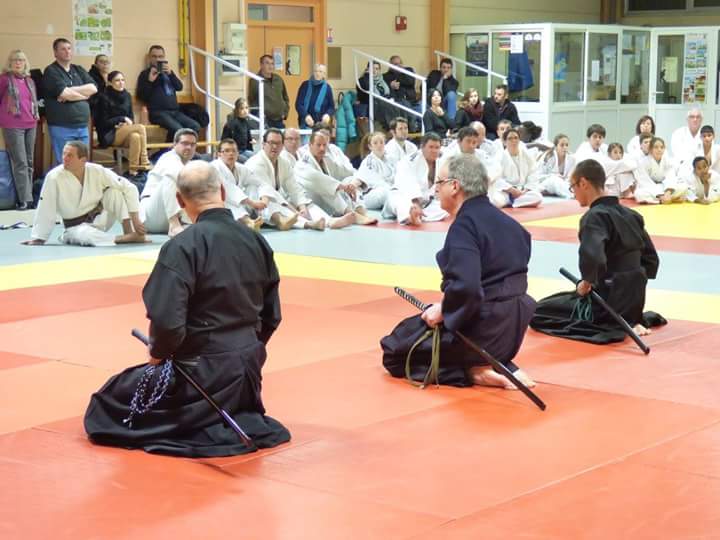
top-left (247, 25), bottom-right (315, 128)
top-left (649, 28), bottom-right (714, 142)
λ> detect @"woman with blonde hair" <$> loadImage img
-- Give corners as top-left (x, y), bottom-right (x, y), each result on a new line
top-left (454, 87), bottom-right (483, 129)
top-left (0, 49), bottom-right (39, 209)
top-left (356, 131), bottom-right (396, 209)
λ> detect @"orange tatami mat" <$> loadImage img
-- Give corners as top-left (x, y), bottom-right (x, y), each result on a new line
top-left (1, 275), bottom-right (720, 539)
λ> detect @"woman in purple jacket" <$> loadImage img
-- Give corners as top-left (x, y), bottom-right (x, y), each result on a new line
top-left (0, 50), bottom-right (39, 210)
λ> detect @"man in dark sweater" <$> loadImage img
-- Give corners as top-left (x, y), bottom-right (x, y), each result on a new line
top-left (42, 38), bottom-right (97, 163)
top-left (248, 54), bottom-right (290, 129)
top-left (136, 45), bottom-right (200, 140)
top-left (483, 84), bottom-right (521, 140)
top-left (426, 58), bottom-right (459, 118)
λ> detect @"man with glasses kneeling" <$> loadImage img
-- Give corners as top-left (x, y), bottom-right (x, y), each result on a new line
top-left (383, 154), bottom-right (536, 389)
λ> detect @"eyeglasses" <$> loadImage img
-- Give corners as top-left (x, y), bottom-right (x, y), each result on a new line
top-left (569, 180), bottom-right (580, 193)
top-left (434, 177), bottom-right (455, 187)
top-left (265, 140), bottom-right (283, 147)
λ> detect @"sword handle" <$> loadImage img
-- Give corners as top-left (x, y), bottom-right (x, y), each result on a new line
top-left (394, 287), bottom-right (430, 311)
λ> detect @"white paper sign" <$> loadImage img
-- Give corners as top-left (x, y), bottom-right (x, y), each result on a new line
top-left (510, 34), bottom-right (524, 54)
top-left (591, 60), bottom-right (600, 82)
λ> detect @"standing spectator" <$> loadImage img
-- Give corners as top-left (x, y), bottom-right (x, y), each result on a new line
top-left (136, 45), bottom-right (200, 141)
top-left (454, 88), bottom-right (483, 130)
top-left (0, 49), bottom-right (39, 209)
top-left (248, 54), bottom-right (289, 129)
top-left (42, 38), bottom-right (97, 163)
top-left (94, 70), bottom-right (152, 179)
top-left (221, 97), bottom-right (258, 163)
top-left (427, 58), bottom-right (459, 118)
top-left (483, 84), bottom-right (520, 140)
top-left (88, 53), bottom-right (110, 112)
top-left (295, 63), bottom-right (334, 130)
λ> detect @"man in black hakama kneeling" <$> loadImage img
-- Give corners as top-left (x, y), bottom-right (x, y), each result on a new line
top-left (530, 158), bottom-right (666, 344)
top-left (84, 161), bottom-right (290, 457)
top-left (382, 154), bottom-right (536, 390)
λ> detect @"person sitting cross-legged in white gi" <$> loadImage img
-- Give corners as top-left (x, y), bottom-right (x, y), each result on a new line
top-left (294, 131), bottom-right (378, 226)
top-left (246, 128), bottom-right (349, 231)
top-left (22, 141), bottom-right (146, 246)
top-left (139, 128), bottom-right (198, 237)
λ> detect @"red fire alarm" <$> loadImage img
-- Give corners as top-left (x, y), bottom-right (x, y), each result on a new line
top-left (395, 15), bottom-right (407, 31)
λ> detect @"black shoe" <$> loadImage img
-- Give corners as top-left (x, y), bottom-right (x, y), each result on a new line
top-left (16, 202), bottom-right (29, 211)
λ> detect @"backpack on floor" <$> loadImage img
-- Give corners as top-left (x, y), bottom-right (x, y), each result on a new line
top-left (0, 150), bottom-right (17, 210)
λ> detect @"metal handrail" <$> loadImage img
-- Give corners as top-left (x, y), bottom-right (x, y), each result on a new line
top-left (352, 50), bottom-right (427, 134)
top-left (434, 50), bottom-right (507, 84)
top-left (187, 44), bottom-right (265, 139)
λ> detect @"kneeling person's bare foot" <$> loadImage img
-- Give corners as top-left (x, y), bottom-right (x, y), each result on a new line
top-left (304, 217), bottom-right (326, 230)
top-left (469, 366), bottom-right (516, 390)
top-left (633, 323), bottom-right (652, 336)
top-left (272, 212), bottom-right (298, 231)
top-left (329, 212), bottom-right (355, 229)
top-left (115, 231), bottom-right (149, 244)
top-left (354, 211), bottom-right (378, 225)
top-left (512, 368), bottom-right (536, 388)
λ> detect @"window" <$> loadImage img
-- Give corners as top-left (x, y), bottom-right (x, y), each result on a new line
top-left (248, 4), bottom-right (313, 22)
top-left (627, 0), bottom-right (684, 10)
top-left (620, 31), bottom-right (650, 104)
top-left (554, 32), bottom-right (584, 102)
top-left (491, 32), bottom-right (541, 103)
top-left (587, 33), bottom-right (618, 102)
top-left (656, 35), bottom-right (685, 104)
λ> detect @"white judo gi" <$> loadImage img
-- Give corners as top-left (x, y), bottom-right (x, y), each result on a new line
top-left (491, 148), bottom-right (543, 208)
top-left (32, 163), bottom-right (140, 246)
top-left (686, 170), bottom-right (720, 203)
top-left (670, 126), bottom-right (703, 177)
top-left (210, 158), bottom-right (260, 220)
top-left (384, 138), bottom-right (417, 166)
top-left (530, 150), bottom-right (576, 199)
top-left (385, 150), bottom-right (448, 223)
top-left (139, 150), bottom-right (186, 234)
top-left (245, 150), bottom-right (332, 228)
top-left (294, 152), bottom-right (366, 217)
top-left (356, 152), bottom-right (396, 210)
top-left (634, 154), bottom-right (688, 204)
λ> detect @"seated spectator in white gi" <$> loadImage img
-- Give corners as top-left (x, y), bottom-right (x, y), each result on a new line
top-left (630, 133), bottom-right (654, 161)
top-left (210, 139), bottom-right (266, 231)
top-left (281, 127), bottom-right (302, 166)
top-left (356, 131), bottom-right (396, 210)
top-left (438, 126), bottom-right (480, 168)
top-left (491, 128), bottom-right (542, 208)
top-left (635, 136), bottom-right (688, 204)
top-left (531, 134), bottom-right (575, 199)
top-left (626, 115), bottom-right (655, 157)
top-left (385, 132), bottom-right (448, 226)
top-left (605, 143), bottom-right (639, 199)
top-left (23, 141), bottom-right (145, 246)
top-left (575, 124), bottom-right (608, 162)
top-left (687, 156), bottom-right (720, 204)
top-left (384, 117), bottom-right (417, 165)
top-left (140, 128), bottom-right (197, 236)
top-left (298, 123), bottom-right (355, 173)
top-left (246, 128), bottom-right (344, 230)
top-left (518, 120), bottom-right (552, 160)
top-left (671, 108), bottom-right (703, 177)
top-left (295, 132), bottom-right (377, 225)
top-left (698, 125), bottom-right (720, 175)
top-left (491, 119), bottom-right (514, 154)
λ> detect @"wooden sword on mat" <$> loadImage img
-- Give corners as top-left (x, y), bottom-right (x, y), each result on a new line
top-left (393, 287), bottom-right (546, 411)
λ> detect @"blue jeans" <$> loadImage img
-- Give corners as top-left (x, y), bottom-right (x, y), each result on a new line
top-left (48, 124), bottom-right (89, 164)
top-left (442, 91), bottom-right (458, 118)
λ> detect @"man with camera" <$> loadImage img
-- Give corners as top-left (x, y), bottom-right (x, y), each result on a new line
top-left (136, 45), bottom-right (200, 140)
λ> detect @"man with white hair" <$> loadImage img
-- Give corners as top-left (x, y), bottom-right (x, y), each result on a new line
top-left (85, 160), bottom-right (291, 457)
top-left (671, 108), bottom-right (704, 176)
top-left (295, 131), bottom-right (377, 225)
top-left (23, 141), bottom-right (146, 246)
top-left (139, 128), bottom-right (198, 236)
top-left (382, 153), bottom-right (535, 389)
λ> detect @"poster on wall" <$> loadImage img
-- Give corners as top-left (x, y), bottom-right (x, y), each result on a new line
top-left (73, 0), bottom-right (113, 56)
top-left (465, 35), bottom-right (488, 77)
top-left (286, 45), bottom-right (301, 76)
top-left (683, 33), bottom-right (707, 104)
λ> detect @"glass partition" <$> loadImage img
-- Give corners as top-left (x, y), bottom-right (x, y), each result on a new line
top-left (656, 35), bottom-right (684, 104)
top-left (554, 32), bottom-right (585, 102)
top-left (620, 30), bottom-right (650, 104)
top-left (587, 33), bottom-right (618, 101)
top-left (450, 33), bottom-right (490, 98)
top-left (491, 31), bottom-right (541, 103)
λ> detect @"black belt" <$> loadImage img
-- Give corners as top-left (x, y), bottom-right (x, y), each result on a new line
top-left (63, 203), bottom-right (103, 228)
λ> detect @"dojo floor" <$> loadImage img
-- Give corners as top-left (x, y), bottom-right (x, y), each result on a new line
top-left (1, 200), bottom-right (720, 539)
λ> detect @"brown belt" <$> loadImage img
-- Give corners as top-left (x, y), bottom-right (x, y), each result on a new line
top-left (63, 203), bottom-right (103, 229)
